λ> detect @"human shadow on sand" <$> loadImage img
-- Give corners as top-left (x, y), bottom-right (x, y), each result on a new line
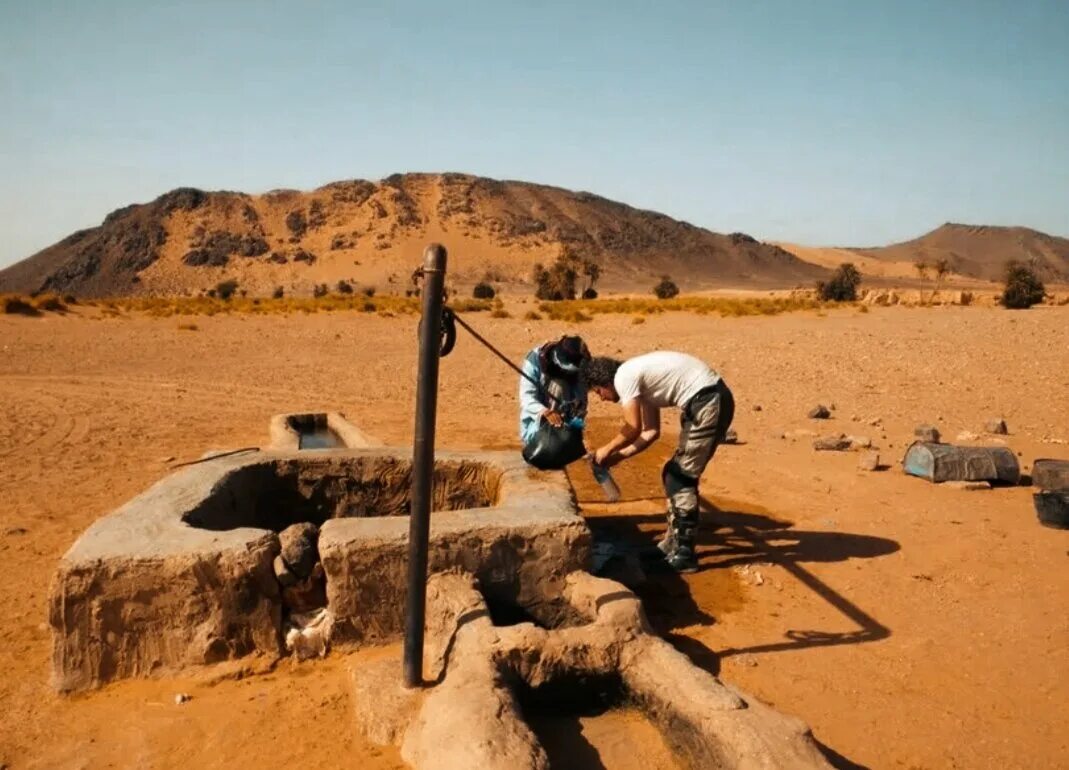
top-left (587, 497), bottom-right (898, 665)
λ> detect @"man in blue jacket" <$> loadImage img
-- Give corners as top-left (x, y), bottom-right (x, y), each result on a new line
top-left (519, 335), bottom-right (590, 457)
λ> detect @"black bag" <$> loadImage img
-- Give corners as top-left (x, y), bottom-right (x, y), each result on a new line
top-left (522, 423), bottom-right (586, 470)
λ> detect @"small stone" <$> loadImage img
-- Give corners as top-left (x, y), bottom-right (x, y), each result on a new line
top-left (279, 522), bottom-right (319, 579)
top-left (956, 431), bottom-right (980, 442)
top-left (984, 418), bottom-right (1008, 435)
top-left (868, 417), bottom-right (883, 427)
top-left (808, 405), bottom-right (831, 419)
top-left (274, 555), bottom-right (298, 587)
top-left (944, 481), bottom-right (991, 491)
top-left (847, 435), bottom-right (872, 450)
top-left (175, 693), bottom-right (191, 705)
top-left (813, 434), bottom-right (851, 451)
top-left (723, 428), bottom-right (739, 444)
top-left (858, 451), bottom-right (880, 471)
top-left (769, 431), bottom-right (786, 440)
top-left (752, 404), bottom-right (762, 412)
top-left (160, 456), bottom-right (176, 464)
top-left (914, 425), bottom-right (941, 443)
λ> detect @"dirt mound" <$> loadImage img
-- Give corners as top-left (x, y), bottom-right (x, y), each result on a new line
top-left (0, 173), bottom-right (826, 297)
top-left (854, 223), bottom-right (1069, 282)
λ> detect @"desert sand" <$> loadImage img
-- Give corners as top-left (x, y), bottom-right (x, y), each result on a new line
top-left (1, 300), bottom-right (1067, 769)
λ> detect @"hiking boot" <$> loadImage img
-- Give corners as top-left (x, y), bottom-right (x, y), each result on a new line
top-left (655, 529), bottom-right (676, 555)
top-left (663, 545), bottom-right (699, 573)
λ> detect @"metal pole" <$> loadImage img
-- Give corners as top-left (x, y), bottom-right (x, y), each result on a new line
top-left (403, 243), bottom-right (447, 688)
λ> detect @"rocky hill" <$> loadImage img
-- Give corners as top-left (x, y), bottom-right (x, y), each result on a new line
top-left (0, 173), bottom-right (826, 297)
top-left (855, 223), bottom-right (1069, 282)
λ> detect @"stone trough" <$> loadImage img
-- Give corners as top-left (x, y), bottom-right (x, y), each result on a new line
top-left (49, 420), bottom-right (587, 691)
top-left (352, 571), bottom-right (832, 770)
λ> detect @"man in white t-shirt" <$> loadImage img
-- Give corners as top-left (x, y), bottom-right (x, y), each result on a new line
top-left (582, 351), bottom-right (735, 573)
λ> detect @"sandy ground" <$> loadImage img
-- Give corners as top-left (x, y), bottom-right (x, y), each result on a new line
top-left (1, 302), bottom-right (1067, 769)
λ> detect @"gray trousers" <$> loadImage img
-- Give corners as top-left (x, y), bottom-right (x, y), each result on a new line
top-left (662, 381), bottom-right (735, 546)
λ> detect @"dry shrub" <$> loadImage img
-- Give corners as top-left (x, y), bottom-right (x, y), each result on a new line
top-left (93, 293), bottom-right (422, 318)
top-left (538, 295), bottom-right (820, 320)
top-left (1000, 261), bottom-right (1045, 309)
top-left (450, 299), bottom-right (492, 312)
top-left (490, 308), bottom-right (510, 319)
top-left (816, 263), bottom-right (862, 302)
top-left (31, 293), bottom-right (68, 312)
top-left (652, 276), bottom-right (680, 299)
top-left (631, 315), bottom-right (646, 324)
top-left (1, 294), bottom-right (40, 316)
top-left (177, 322), bottom-right (199, 331)
top-left (523, 310), bottom-right (542, 321)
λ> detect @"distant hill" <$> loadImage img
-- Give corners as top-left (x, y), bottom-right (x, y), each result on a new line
top-left (854, 223), bottom-right (1069, 282)
top-left (0, 173), bottom-right (826, 297)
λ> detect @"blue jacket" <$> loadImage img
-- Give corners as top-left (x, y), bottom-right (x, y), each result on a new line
top-left (519, 346), bottom-right (588, 444)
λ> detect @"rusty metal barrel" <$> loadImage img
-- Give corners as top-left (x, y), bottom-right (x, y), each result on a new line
top-left (902, 441), bottom-right (1020, 485)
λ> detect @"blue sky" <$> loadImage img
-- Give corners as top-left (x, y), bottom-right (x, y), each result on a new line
top-left (1, 0), bottom-right (1067, 267)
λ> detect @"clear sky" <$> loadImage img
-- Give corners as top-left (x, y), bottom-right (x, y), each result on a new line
top-left (2, 0), bottom-right (1067, 267)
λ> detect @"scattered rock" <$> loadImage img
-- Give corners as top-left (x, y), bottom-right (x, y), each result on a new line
top-left (723, 428), bottom-right (739, 444)
top-left (752, 404), bottom-right (762, 412)
top-left (282, 563), bottom-right (327, 613)
top-left (813, 434), bottom-right (851, 451)
top-left (808, 405), bottom-right (831, 419)
top-left (846, 435), bottom-right (872, 450)
top-left (175, 693), bottom-right (191, 705)
top-left (279, 522), bottom-right (319, 579)
top-left (858, 451), bottom-right (881, 471)
top-left (285, 608), bottom-right (334, 661)
top-left (914, 425), bottom-right (941, 443)
top-left (274, 555), bottom-right (298, 587)
top-left (769, 431), bottom-right (786, 440)
top-left (984, 418), bottom-right (1008, 435)
top-left (944, 481), bottom-right (992, 491)
top-left (868, 417), bottom-right (883, 427)
top-left (956, 431), bottom-right (980, 442)
top-left (4, 527), bottom-right (28, 536)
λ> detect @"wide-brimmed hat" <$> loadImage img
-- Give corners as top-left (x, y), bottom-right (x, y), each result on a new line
top-left (550, 335), bottom-right (589, 373)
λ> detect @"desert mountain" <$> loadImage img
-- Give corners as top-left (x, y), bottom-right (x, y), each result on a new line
top-left (853, 223), bottom-right (1069, 282)
top-left (0, 173), bottom-right (825, 298)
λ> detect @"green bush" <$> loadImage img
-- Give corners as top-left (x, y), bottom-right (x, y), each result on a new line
top-left (215, 279), bottom-right (239, 300)
top-left (653, 276), bottom-right (679, 300)
top-left (1000, 261), bottom-right (1045, 309)
top-left (817, 263), bottom-right (862, 302)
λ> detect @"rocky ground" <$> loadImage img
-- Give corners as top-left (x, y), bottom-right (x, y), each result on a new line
top-left (0, 301), bottom-right (1066, 769)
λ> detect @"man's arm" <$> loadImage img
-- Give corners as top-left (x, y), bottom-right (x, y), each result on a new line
top-left (613, 401), bottom-right (660, 461)
top-left (593, 398), bottom-right (645, 465)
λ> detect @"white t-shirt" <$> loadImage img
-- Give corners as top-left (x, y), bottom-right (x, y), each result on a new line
top-left (613, 351), bottom-right (720, 409)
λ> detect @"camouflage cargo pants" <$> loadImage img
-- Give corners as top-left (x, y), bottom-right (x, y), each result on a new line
top-left (661, 380), bottom-right (735, 558)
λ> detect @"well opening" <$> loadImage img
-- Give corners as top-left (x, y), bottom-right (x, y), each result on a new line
top-left (182, 455), bottom-right (502, 532)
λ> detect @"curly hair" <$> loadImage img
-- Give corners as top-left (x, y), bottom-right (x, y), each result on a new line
top-left (581, 356), bottom-right (622, 388)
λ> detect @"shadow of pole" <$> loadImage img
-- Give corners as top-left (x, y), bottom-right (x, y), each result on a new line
top-left (703, 497), bottom-right (892, 659)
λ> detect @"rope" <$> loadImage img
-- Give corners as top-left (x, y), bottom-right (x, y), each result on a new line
top-left (447, 307), bottom-right (542, 389)
top-left (170, 446), bottom-right (260, 468)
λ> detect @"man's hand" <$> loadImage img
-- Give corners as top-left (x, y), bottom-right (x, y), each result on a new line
top-left (541, 408), bottom-right (564, 428)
